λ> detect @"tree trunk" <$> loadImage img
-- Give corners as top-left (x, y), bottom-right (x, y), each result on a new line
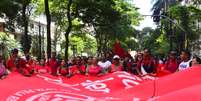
top-left (38, 22), bottom-right (42, 60)
top-left (22, 3), bottom-right (29, 53)
top-left (45, 0), bottom-right (51, 59)
top-left (65, 0), bottom-right (73, 62)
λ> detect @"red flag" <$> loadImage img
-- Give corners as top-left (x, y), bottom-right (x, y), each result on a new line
top-left (113, 40), bottom-right (127, 58)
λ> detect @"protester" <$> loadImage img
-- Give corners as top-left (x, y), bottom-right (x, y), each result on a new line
top-left (67, 57), bottom-right (79, 77)
top-left (110, 55), bottom-right (123, 73)
top-left (0, 55), bottom-right (8, 79)
top-left (59, 60), bottom-right (68, 76)
top-left (164, 51), bottom-right (179, 73)
top-left (122, 56), bottom-right (133, 72)
top-left (132, 52), bottom-right (143, 75)
top-left (140, 49), bottom-right (156, 75)
top-left (48, 52), bottom-right (59, 76)
top-left (98, 56), bottom-right (112, 74)
top-left (17, 51), bottom-right (35, 77)
top-left (86, 57), bottom-right (101, 76)
top-left (178, 50), bottom-right (192, 71)
top-left (35, 59), bottom-right (50, 74)
top-left (191, 55), bottom-right (201, 66)
top-left (6, 49), bottom-right (19, 72)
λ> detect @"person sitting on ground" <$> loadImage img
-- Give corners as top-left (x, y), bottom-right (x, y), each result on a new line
top-left (48, 52), bottom-right (59, 76)
top-left (164, 51), bottom-right (179, 73)
top-left (36, 59), bottom-right (50, 74)
top-left (86, 57), bottom-right (101, 76)
top-left (6, 49), bottom-right (19, 72)
top-left (17, 51), bottom-right (35, 77)
top-left (191, 55), bottom-right (201, 66)
top-left (178, 50), bottom-right (192, 71)
top-left (109, 55), bottom-right (123, 73)
top-left (67, 56), bottom-right (85, 77)
top-left (0, 55), bottom-right (8, 79)
top-left (59, 60), bottom-right (68, 76)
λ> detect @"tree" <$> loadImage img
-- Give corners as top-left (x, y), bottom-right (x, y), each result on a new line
top-left (44, 0), bottom-right (51, 59)
top-left (0, 0), bottom-right (22, 31)
top-left (21, 0), bottom-right (32, 53)
top-left (74, 0), bottom-right (141, 55)
top-left (0, 32), bottom-right (21, 60)
top-left (169, 5), bottom-right (201, 51)
top-left (65, 0), bottom-right (73, 61)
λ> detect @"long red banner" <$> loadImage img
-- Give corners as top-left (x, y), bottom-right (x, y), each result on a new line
top-left (1, 66), bottom-right (201, 101)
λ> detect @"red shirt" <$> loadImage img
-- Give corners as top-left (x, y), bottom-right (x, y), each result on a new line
top-left (164, 59), bottom-right (178, 73)
top-left (110, 64), bottom-right (122, 73)
top-left (36, 65), bottom-right (50, 74)
top-left (48, 58), bottom-right (58, 75)
top-left (69, 65), bottom-right (79, 74)
top-left (88, 65), bottom-right (101, 75)
top-left (6, 57), bottom-right (17, 71)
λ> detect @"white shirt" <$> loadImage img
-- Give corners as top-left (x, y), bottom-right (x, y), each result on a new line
top-left (98, 61), bottom-right (112, 69)
top-left (178, 60), bottom-right (192, 71)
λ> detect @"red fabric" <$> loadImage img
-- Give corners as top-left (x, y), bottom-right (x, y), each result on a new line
top-left (59, 66), bottom-right (68, 76)
top-left (113, 41), bottom-right (127, 58)
top-left (6, 58), bottom-right (17, 71)
top-left (69, 65), bottom-right (79, 74)
top-left (1, 66), bottom-right (201, 100)
top-left (164, 59), bottom-right (178, 73)
top-left (48, 58), bottom-right (58, 75)
top-left (88, 65), bottom-right (101, 75)
top-left (35, 65), bottom-right (50, 74)
top-left (111, 64), bottom-right (122, 73)
top-left (77, 65), bottom-right (86, 73)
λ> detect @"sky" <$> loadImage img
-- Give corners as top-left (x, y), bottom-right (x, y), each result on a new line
top-left (133, 0), bottom-right (157, 30)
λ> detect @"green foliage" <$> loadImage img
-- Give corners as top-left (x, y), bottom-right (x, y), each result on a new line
top-left (0, 32), bottom-right (21, 60)
top-left (137, 27), bottom-right (170, 55)
top-left (61, 34), bottom-right (97, 57)
top-left (169, 5), bottom-right (201, 50)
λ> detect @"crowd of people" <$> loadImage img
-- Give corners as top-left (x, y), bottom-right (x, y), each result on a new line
top-left (0, 48), bottom-right (201, 79)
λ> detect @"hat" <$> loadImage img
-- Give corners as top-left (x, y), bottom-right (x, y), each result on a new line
top-left (113, 55), bottom-right (120, 59)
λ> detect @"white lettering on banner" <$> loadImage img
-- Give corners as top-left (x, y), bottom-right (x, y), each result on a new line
top-left (123, 79), bottom-right (140, 89)
top-left (142, 75), bottom-right (157, 80)
top-left (25, 91), bottom-right (95, 101)
top-left (7, 89), bottom-right (96, 101)
top-left (133, 97), bottom-right (141, 101)
top-left (114, 71), bottom-right (156, 89)
top-left (36, 75), bottom-right (63, 84)
top-left (117, 74), bottom-right (141, 89)
top-left (36, 75), bottom-right (80, 91)
top-left (81, 78), bottom-right (114, 93)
